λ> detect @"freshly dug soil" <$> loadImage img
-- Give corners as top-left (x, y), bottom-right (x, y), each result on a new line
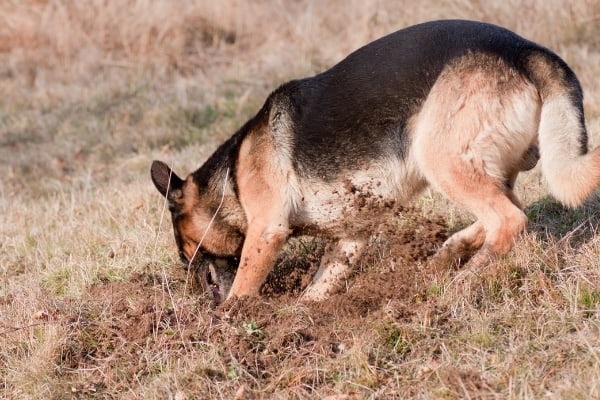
top-left (59, 207), bottom-right (453, 397)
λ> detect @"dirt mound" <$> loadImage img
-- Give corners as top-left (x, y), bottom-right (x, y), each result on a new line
top-left (253, 209), bottom-right (447, 318)
top-left (58, 208), bottom-right (450, 397)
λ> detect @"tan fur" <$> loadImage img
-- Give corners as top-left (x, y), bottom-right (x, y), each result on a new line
top-left (538, 97), bottom-right (600, 207)
top-left (176, 180), bottom-right (240, 260)
top-left (524, 52), bottom-right (600, 207)
top-left (229, 124), bottom-right (292, 298)
top-left (413, 53), bottom-right (538, 268)
top-left (523, 52), bottom-right (569, 99)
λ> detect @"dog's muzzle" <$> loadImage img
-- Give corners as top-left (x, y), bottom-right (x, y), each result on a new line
top-left (195, 257), bottom-right (237, 304)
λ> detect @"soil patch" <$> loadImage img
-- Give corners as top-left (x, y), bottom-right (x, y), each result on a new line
top-left (58, 207), bottom-right (450, 397)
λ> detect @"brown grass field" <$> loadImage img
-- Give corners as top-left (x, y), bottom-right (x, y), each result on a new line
top-left (2, 1), bottom-right (600, 398)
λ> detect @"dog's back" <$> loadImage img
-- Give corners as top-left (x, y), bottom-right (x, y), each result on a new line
top-left (273, 20), bottom-right (567, 180)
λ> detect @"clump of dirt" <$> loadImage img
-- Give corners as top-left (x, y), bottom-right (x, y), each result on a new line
top-left (57, 207), bottom-right (450, 397)
top-left (317, 211), bottom-right (448, 317)
top-left (259, 237), bottom-right (325, 298)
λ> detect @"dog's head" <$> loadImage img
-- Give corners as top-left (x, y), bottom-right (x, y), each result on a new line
top-left (150, 160), bottom-right (244, 303)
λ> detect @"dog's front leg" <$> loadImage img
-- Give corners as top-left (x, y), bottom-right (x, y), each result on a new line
top-left (302, 238), bottom-right (366, 301)
top-left (227, 221), bottom-right (290, 299)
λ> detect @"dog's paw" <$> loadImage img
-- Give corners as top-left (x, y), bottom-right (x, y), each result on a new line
top-left (300, 284), bottom-right (330, 302)
top-left (446, 248), bottom-right (496, 295)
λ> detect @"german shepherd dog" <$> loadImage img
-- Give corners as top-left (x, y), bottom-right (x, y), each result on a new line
top-left (151, 20), bottom-right (600, 303)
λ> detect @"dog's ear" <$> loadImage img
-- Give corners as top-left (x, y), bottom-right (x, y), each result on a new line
top-left (151, 160), bottom-right (184, 199)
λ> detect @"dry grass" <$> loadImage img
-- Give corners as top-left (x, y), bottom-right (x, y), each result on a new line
top-left (2, 0), bottom-right (600, 398)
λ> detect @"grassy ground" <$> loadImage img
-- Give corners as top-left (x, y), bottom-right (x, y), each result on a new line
top-left (2, 1), bottom-right (600, 398)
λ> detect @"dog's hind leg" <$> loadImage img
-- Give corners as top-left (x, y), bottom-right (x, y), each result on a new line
top-left (302, 238), bottom-right (365, 301)
top-left (426, 164), bottom-right (528, 271)
top-left (414, 122), bottom-right (529, 271)
top-left (430, 167), bottom-right (531, 269)
top-left (431, 220), bottom-right (486, 267)
top-left (412, 54), bottom-right (539, 271)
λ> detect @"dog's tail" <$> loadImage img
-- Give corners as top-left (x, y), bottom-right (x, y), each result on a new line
top-left (525, 51), bottom-right (600, 207)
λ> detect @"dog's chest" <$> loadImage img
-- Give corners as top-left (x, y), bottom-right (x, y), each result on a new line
top-left (291, 156), bottom-right (426, 236)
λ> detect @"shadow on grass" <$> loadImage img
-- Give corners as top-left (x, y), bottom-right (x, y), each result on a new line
top-left (524, 195), bottom-right (600, 248)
